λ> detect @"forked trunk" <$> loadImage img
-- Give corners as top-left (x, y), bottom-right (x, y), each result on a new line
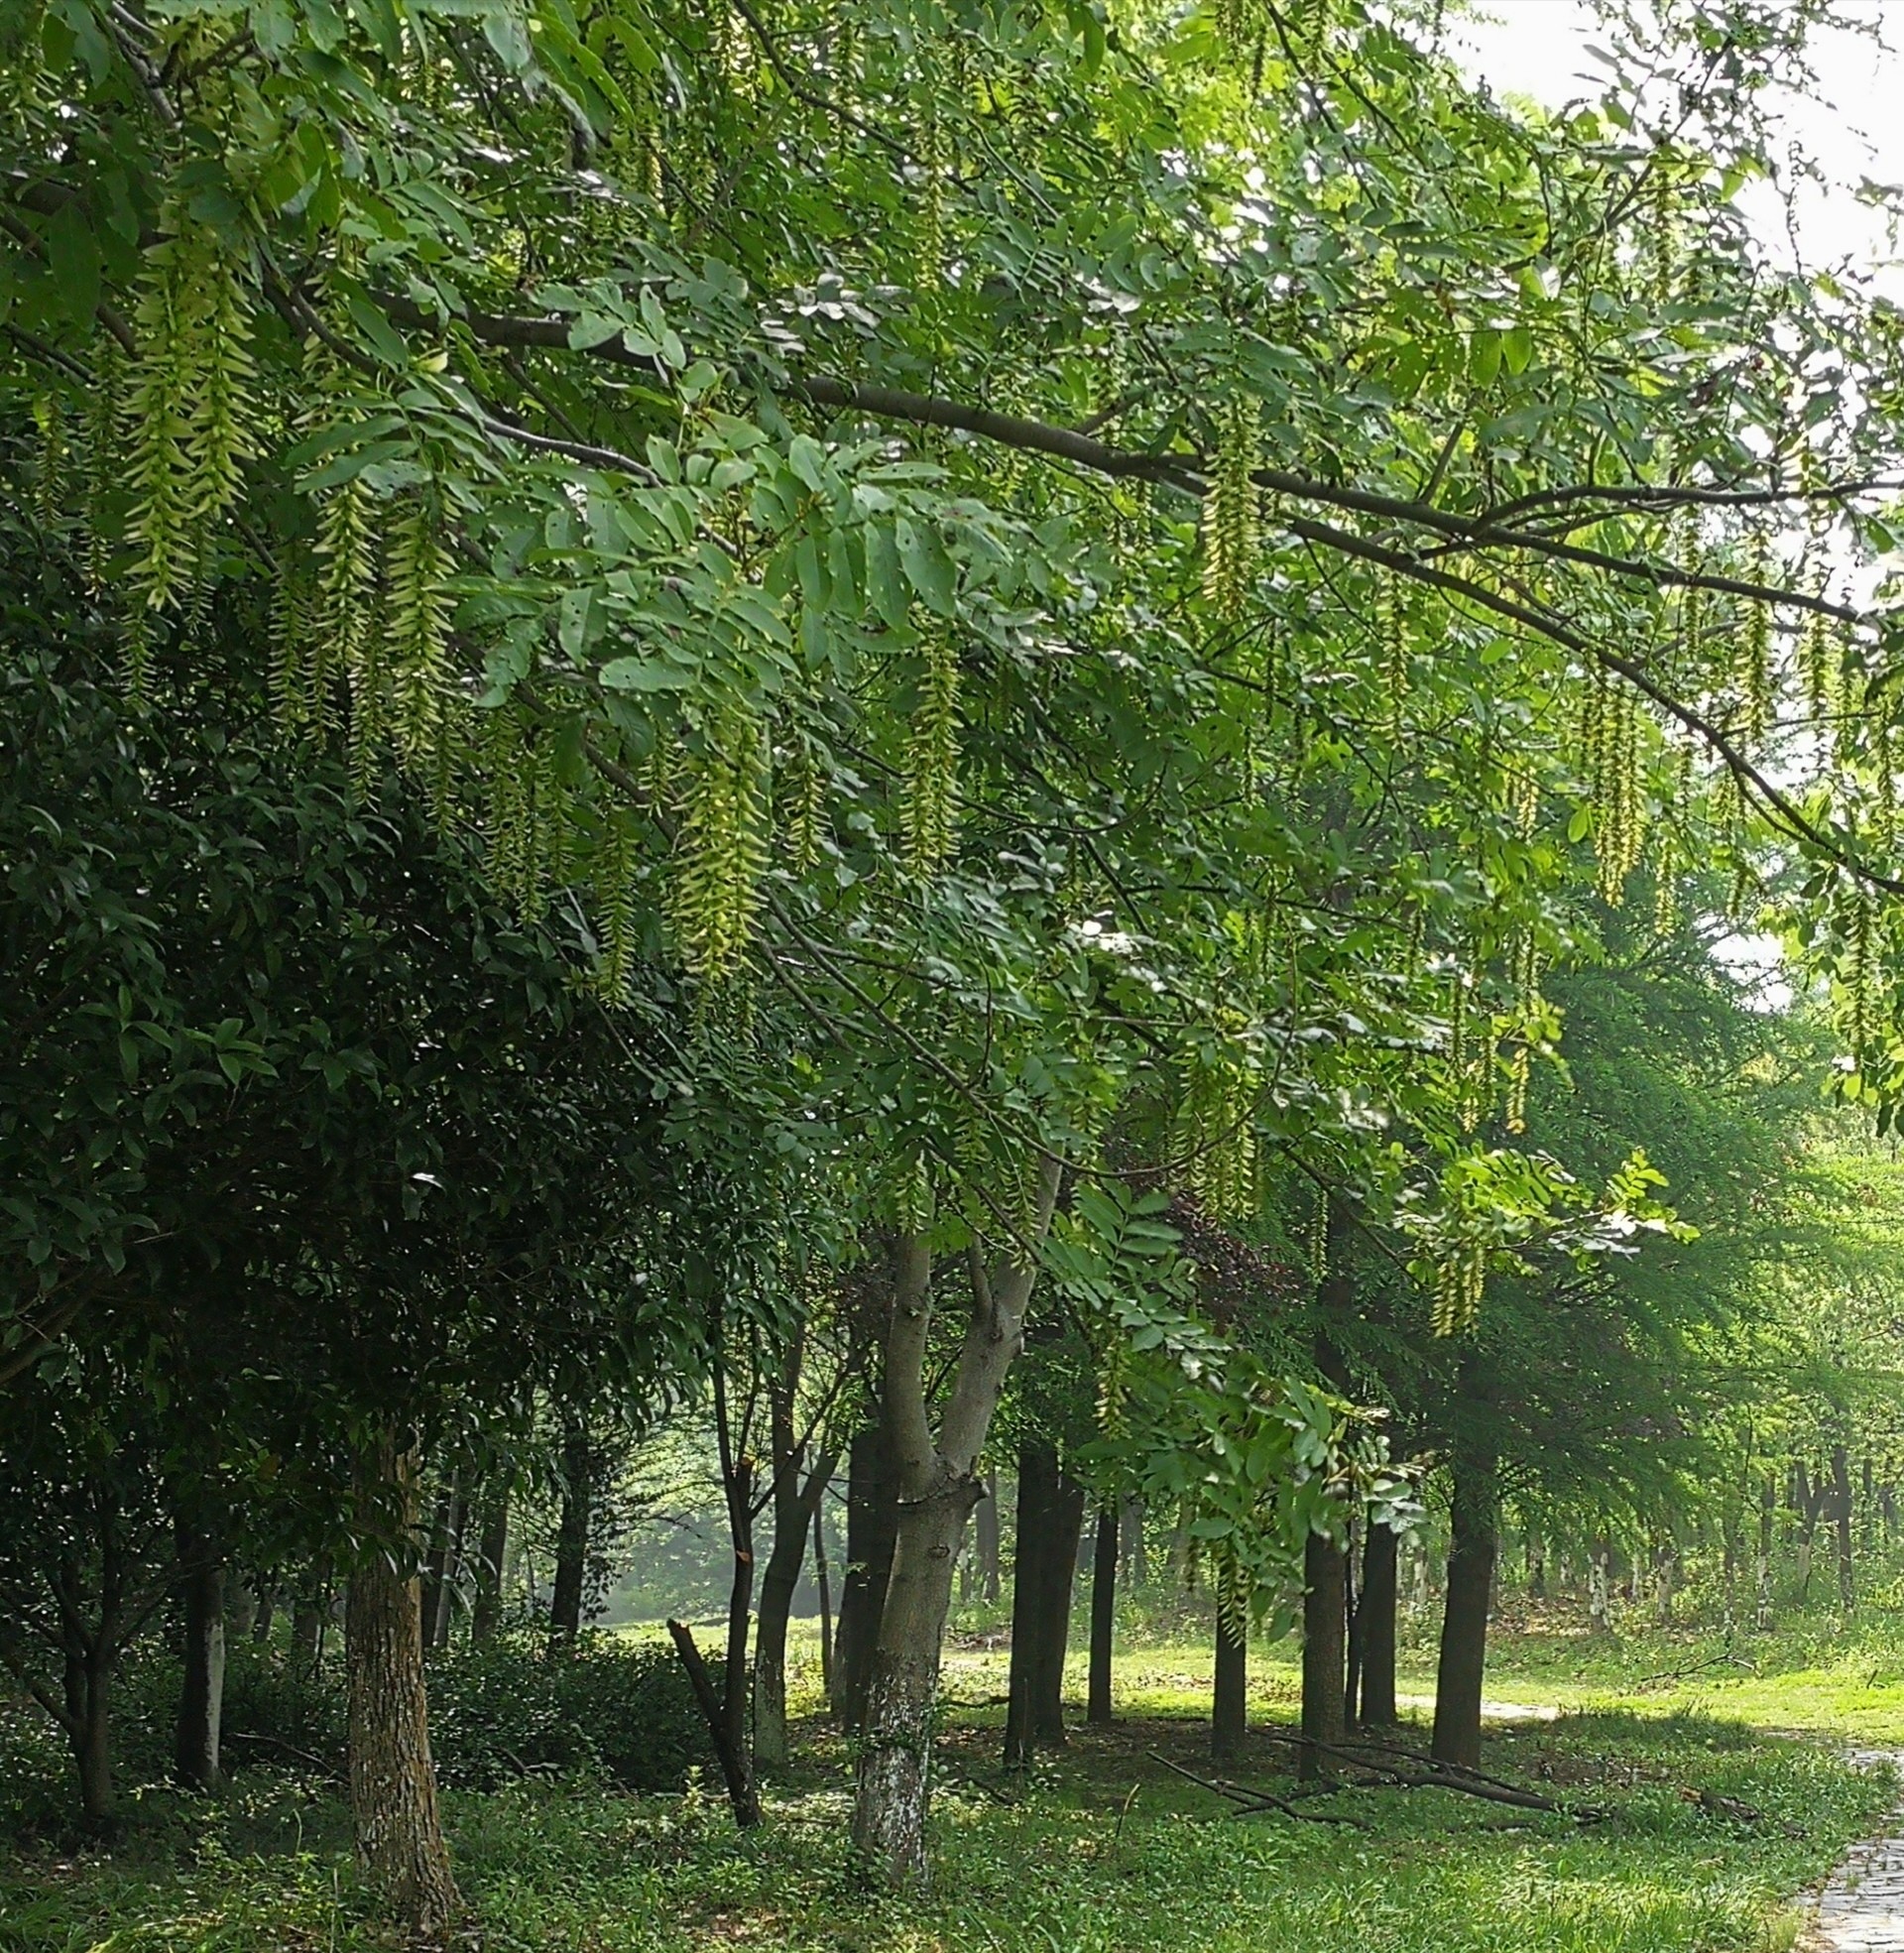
top-left (1430, 1448), bottom-right (1497, 1771)
top-left (1087, 1503), bottom-right (1118, 1726)
top-left (849, 1479), bottom-right (973, 1882)
top-left (346, 1430), bottom-right (460, 1937)
top-left (1358, 1522), bottom-right (1398, 1728)
top-left (850, 1168), bottom-right (1061, 1885)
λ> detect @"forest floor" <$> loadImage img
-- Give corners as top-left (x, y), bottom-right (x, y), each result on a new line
top-left (4, 1616), bottom-right (1903, 1952)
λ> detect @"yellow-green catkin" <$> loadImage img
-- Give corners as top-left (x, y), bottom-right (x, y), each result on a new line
top-left (1378, 568), bottom-right (1409, 729)
top-left (1432, 1238), bottom-right (1486, 1337)
top-left (1737, 525), bottom-right (1774, 749)
top-left (1847, 892), bottom-right (1874, 1065)
top-left (1645, 156), bottom-right (1678, 310)
top-left (670, 697), bottom-right (770, 982)
top-left (1588, 668), bottom-right (1646, 906)
top-left (1203, 395), bottom-right (1259, 620)
top-left (592, 809), bottom-right (642, 1008)
top-left (386, 490), bottom-right (454, 779)
top-left (902, 636), bottom-right (960, 871)
top-left (125, 209), bottom-right (258, 618)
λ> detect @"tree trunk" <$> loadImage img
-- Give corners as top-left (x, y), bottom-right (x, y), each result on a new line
top-left (1300, 1319), bottom-right (1351, 1780)
top-left (833, 1422), bottom-right (896, 1726)
top-left (754, 1448), bottom-right (838, 1771)
top-left (1212, 1615), bottom-right (1247, 1762)
top-left (1005, 1442), bottom-right (1086, 1768)
top-left (813, 1500), bottom-right (834, 1696)
top-left (1430, 1449), bottom-right (1498, 1771)
top-left (1833, 1442), bottom-right (1855, 1611)
top-left (1526, 1528), bottom-right (1546, 1600)
top-left (418, 1478), bottom-right (458, 1651)
top-left (73, 1653), bottom-right (114, 1830)
top-left (1652, 1537), bottom-right (1676, 1626)
top-left (548, 1426), bottom-right (592, 1647)
top-left (1004, 1438), bottom-right (1054, 1770)
top-left (1088, 1502), bottom-right (1118, 1726)
top-left (1756, 1474), bottom-right (1775, 1631)
top-left (470, 1497), bottom-right (509, 1645)
top-left (429, 1489), bottom-right (466, 1648)
top-left (291, 1579), bottom-right (326, 1672)
top-left (174, 1527), bottom-right (225, 1792)
top-left (345, 1430), bottom-right (460, 1937)
top-left (1358, 1523), bottom-right (1399, 1728)
top-left (975, 1470), bottom-right (1002, 1603)
top-left (1796, 1460), bottom-right (1818, 1598)
top-left (850, 1169), bottom-right (1062, 1885)
top-left (251, 1581), bottom-right (276, 1645)
top-left (1300, 1524), bottom-right (1347, 1780)
top-left (1589, 1539), bottom-right (1610, 1634)
top-left (1120, 1496), bottom-right (1147, 1587)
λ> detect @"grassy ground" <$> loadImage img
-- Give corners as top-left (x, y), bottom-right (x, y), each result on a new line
top-left (3, 1613), bottom-right (1900, 1952)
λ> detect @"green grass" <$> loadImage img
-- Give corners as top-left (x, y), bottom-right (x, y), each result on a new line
top-left (4, 1617), bottom-right (1900, 1952)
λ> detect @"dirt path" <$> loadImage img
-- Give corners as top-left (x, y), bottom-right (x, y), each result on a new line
top-left (1809, 1752), bottom-right (1904, 1951)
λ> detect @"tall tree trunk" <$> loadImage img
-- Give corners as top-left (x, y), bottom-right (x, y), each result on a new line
top-left (1755, 1474), bottom-right (1775, 1631)
top-left (548, 1425), bottom-right (592, 1648)
top-left (1526, 1528), bottom-right (1546, 1600)
top-left (1300, 1525), bottom-right (1347, 1780)
top-left (1088, 1503), bottom-right (1118, 1727)
top-left (1796, 1460), bottom-right (1819, 1598)
top-left (1358, 1523), bottom-right (1399, 1728)
top-left (1004, 1438), bottom-right (1057, 1770)
top-left (1300, 1318), bottom-right (1351, 1780)
top-left (346, 1430), bottom-right (460, 1937)
top-left (1211, 1615), bottom-right (1247, 1762)
top-left (833, 1422), bottom-right (897, 1726)
top-left (174, 1525), bottom-right (225, 1792)
top-left (71, 1650), bottom-right (114, 1831)
top-left (250, 1581), bottom-right (276, 1645)
top-left (813, 1499), bottom-right (834, 1696)
top-left (470, 1497), bottom-right (509, 1645)
top-left (1430, 1447), bottom-right (1498, 1771)
top-left (850, 1164), bottom-right (1062, 1886)
top-left (291, 1573), bottom-right (326, 1673)
top-left (1833, 1442), bottom-right (1855, 1611)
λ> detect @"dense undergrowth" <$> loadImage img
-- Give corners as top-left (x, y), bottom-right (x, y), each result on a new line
top-left (4, 1619), bottom-right (1899, 1953)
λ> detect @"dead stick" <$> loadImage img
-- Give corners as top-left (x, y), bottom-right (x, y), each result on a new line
top-left (1146, 1751), bottom-right (1368, 1829)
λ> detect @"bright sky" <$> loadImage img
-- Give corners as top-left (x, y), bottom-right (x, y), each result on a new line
top-left (1454, 2), bottom-right (1904, 300)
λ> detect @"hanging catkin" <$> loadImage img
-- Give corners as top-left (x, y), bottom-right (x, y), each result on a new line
top-left (670, 697), bottom-right (770, 981)
top-left (902, 635), bottom-right (960, 871)
top-left (1203, 396), bottom-right (1259, 619)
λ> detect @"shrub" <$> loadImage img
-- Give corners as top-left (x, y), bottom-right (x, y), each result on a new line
top-left (425, 1632), bottom-right (717, 1793)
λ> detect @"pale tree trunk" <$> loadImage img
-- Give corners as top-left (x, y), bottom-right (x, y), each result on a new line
top-left (1755, 1475), bottom-right (1775, 1631)
top-left (346, 1429), bottom-right (460, 1937)
top-left (174, 1522), bottom-right (225, 1791)
top-left (1834, 1443), bottom-right (1856, 1611)
top-left (1588, 1540), bottom-right (1610, 1634)
top-left (850, 1160), bottom-right (1063, 1886)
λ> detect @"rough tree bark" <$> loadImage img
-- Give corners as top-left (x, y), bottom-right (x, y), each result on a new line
top-left (849, 1160), bottom-right (1063, 1886)
top-left (1087, 1503), bottom-right (1118, 1726)
top-left (1430, 1444), bottom-right (1499, 1771)
top-left (1357, 1522), bottom-right (1399, 1728)
top-left (174, 1522), bottom-right (225, 1791)
top-left (1211, 1615), bottom-right (1248, 1762)
top-left (832, 1422), bottom-right (896, 1726)
top-left (345, 1429), bottom-right (460, 1937)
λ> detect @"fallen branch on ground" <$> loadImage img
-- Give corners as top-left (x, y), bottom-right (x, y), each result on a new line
top-left (1146, 1751), bottom-right (1368, 1828)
